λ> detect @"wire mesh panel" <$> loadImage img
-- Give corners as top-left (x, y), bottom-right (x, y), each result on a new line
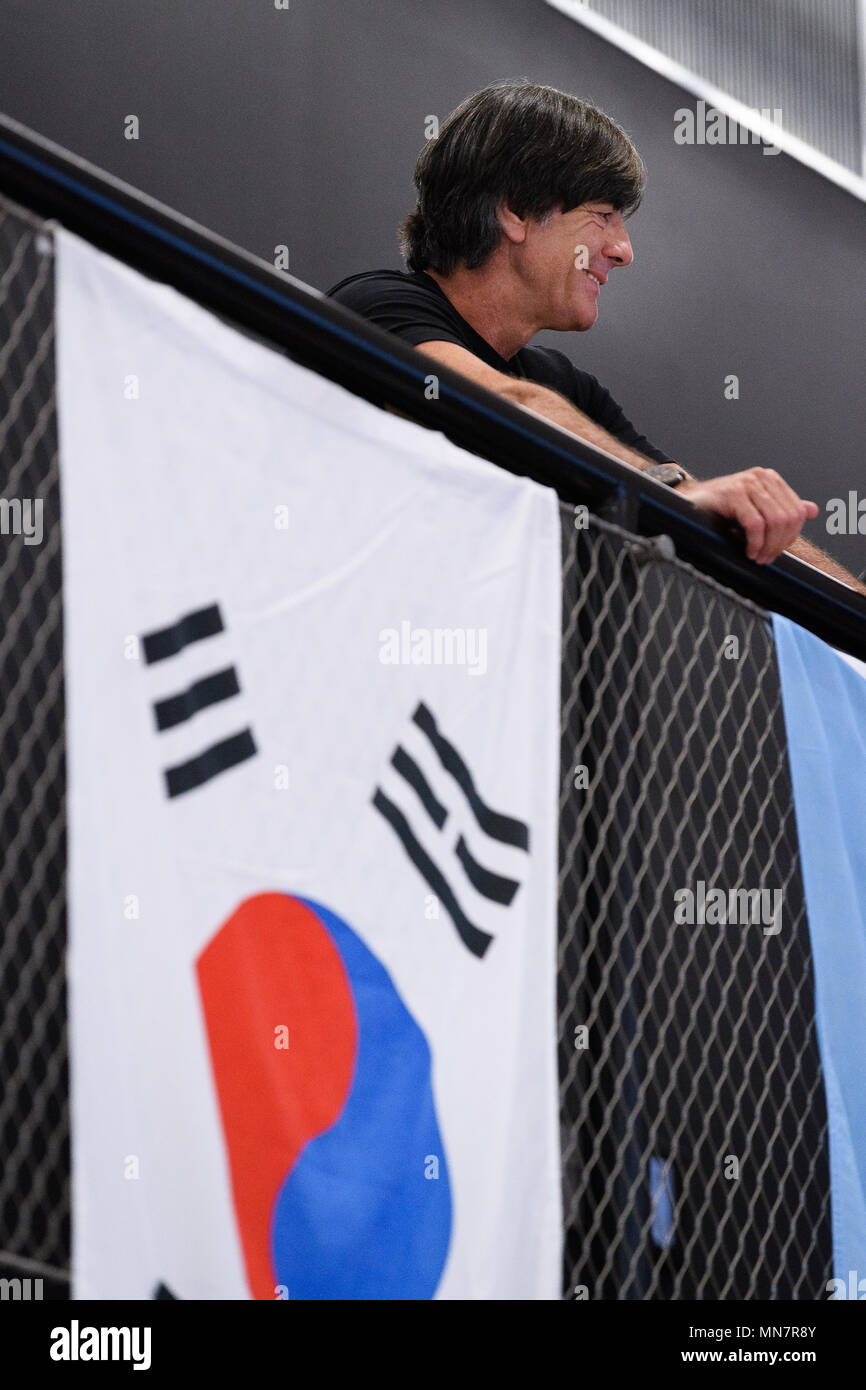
top-left (558, 508), bottom-right (832, 1299)
top-left (0, 194), bottom-right (69, 1290)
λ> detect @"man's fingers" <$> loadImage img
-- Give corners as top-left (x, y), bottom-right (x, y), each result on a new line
top-left (748, 471), bottom-right (810, 562)
top-left (737, 502), bottom-right (768, 562)
top-left (680, 472), bottom-right (819, 564)
top-left (756, 504), bottom-right (797, 563)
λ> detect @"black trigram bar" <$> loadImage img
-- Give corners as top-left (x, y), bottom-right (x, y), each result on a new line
top-left (165, 728), bottom-right (256, 798)
top-left (142, 604), bottom-right (224, 664)
top-left (154, 666), bottom-right (240, 731)
top-left (455, 834), bottom-right (519, 906)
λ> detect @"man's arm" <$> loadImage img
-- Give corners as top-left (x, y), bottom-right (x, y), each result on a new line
top-left (786, 535), bottom-right (865, 591)
top-left (417, 339), bottom-right (671, 474)
top-left (416, 340), bottom-right (866, 595)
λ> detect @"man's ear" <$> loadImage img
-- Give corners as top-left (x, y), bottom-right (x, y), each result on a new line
top-left (497, 202), bottom-right (529, 246)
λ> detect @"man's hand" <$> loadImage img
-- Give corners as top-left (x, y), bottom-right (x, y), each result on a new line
top-left (410, 342), bottom-right (865, 588)
top-left (677, 469), bottom-right (819, 565)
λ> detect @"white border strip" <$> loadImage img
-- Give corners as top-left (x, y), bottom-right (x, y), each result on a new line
top-left (857, 0), bottom-right (866, 178)
top-left (545, 0), bottom-right (866, 202)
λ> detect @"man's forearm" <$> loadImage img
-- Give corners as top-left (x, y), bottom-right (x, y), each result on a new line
top-left (786, 535), bottom-right (866, 596)
top-left (508, 379), bottom-right (675, 474)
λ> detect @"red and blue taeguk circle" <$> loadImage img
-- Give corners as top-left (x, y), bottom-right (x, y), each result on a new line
top-left (196, 892), bottom-right (453, 1299)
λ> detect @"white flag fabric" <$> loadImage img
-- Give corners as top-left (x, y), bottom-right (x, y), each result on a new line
top-left (56, 228), bottom-right (563, 1300)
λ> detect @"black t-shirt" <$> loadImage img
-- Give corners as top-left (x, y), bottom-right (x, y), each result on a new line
top-left (326, 268), bottom-right (673, 465)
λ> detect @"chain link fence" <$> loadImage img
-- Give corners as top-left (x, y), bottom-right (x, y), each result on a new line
top-left (558, 508), bottom-right (831, 1299)
top-left (0, 194), bottom-right (69, 1294)
top-left (0, 189), bottom-right (832, 1299)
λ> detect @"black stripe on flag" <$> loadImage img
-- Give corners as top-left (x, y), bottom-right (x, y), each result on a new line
top-left (153, 666), bottom-right (241, 731)
top-left (391, 744), bottom-right (447, 829)
top-left (142, 604), bottom-right (224, 664)
top-left (455, 833), bottom-right (520, 906)
top-left (372, 787), bottom-right (493, 959)
top-left (412, 701), bottom-right (530, 851)
top-left (165, 728), bottom-right (257, 797)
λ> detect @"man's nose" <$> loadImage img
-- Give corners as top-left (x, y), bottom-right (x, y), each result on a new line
top-left (606, 217), bottom-right (634, 268)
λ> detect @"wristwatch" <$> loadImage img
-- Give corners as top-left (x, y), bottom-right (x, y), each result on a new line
top-left (644, 463), bottom-right (687, 489)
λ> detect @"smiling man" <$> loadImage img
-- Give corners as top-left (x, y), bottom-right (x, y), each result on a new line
top-left (327, 80), bottom-right (862, 587)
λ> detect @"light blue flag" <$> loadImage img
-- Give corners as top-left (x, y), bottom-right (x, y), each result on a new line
top-left (773, 612), bottom-right (866, 1293)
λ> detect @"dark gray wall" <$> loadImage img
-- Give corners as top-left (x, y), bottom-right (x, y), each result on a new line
top-left (3, 0), bottom-right (865, 570)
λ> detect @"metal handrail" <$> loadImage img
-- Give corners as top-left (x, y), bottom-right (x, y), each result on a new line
top-left (2, 109), bottom-right (865, 660)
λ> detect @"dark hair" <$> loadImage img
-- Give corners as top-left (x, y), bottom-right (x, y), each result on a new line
top-left (400, 80), bottom-right (646, 274)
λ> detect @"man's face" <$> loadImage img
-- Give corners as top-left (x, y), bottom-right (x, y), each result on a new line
top-left (517, 202), bottom-right (634, 332)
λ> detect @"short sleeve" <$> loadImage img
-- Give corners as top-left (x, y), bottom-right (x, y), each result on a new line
top-left (327, 275), bottom-right (467, 351)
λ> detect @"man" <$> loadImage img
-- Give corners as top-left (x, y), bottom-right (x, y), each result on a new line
top-left (328, 80), bottom-right (863, 591)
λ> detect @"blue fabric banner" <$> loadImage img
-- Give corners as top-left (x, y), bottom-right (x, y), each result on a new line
top-left (773, 612), bottom-right (866, 1291)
